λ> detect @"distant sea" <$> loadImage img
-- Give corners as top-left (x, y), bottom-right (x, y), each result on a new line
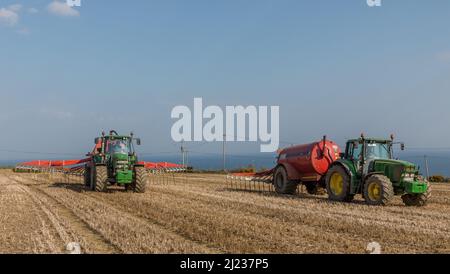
top-left (143, 151), bottom-right (450, 177)
top-left (2, 150), bottom-right (450, 176)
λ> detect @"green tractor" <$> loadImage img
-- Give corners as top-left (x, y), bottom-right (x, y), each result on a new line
top-left (325, 135), bottom-right (431, 206)
top-left (84, 130), bottom-right (148, 193)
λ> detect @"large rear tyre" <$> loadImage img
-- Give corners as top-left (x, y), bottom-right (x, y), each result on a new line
top-left (402, 181), bottom-right (431, 207)
top-left (363, 174), bottom-right (394, 206)
top-left (325, 165), bottom-right (353, 202)
top-left (273, 166), bottom-right (298, 195)
top-left (83, 166), bottom-right (91, 188)
top-left (133, 167), bottom-right (147, 193)
top-left (93, 166), bottom-right (108, 192)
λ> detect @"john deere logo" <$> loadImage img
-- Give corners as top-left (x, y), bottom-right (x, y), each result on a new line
top-left (367, 0), bottom-right (382, 7)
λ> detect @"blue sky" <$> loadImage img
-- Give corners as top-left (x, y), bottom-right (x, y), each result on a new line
top-left (1, 0), bottom-right (450, 161)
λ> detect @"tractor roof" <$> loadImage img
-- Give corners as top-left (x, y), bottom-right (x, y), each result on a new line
top-left (104, 135), bottom-right (131, 140)
top-left (347, 138), bottom-right (393, 143)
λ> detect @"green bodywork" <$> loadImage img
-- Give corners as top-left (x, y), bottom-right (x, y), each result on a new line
top-left (335, 137), bottom-right (428, 196)
top-left (92, 131), bottom-right (142, 185)
top-left (116, 170), bottom-right (133, 184)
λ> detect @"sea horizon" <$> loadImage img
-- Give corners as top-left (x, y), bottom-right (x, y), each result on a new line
top-left (2, 150), bottom-right (450, 177)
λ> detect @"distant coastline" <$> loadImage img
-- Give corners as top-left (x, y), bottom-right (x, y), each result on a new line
top-left (2, 150), bottom-right (450, 176)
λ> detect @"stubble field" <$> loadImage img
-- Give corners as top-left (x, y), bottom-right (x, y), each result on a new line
top-left (0, 169), bottom-right (449, 254)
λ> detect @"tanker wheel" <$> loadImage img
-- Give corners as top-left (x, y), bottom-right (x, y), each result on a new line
top-left (133, 167), bottom-right (147, 193)
top-left (83, 166), bottom-right (91, 188)
top-left (304, 182), bottom-right (326, 195)
top-left (273, 166), bottom-right (298, 195)
top-left (402, 181), bottom-right (431, 207)
top-left (363, 174), bottom-right (394, 206)
top-left (325, 165), bottom-right (353, 202)
top-left (93, 166), bottom-right (108, 192)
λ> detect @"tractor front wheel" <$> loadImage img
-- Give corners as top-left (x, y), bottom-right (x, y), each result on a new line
top-left (273, 166), bottom-right (298, 195)
top-left (133, 167), bottom-right (147, 193)
top-left (93, 166), bottom-right (108, 192)
top-left (363, 175), bottom-right (394, 206)
top-left (325, 165), bottom-right (353, 202)
top-left (402, 181), bottom-right (431, 207)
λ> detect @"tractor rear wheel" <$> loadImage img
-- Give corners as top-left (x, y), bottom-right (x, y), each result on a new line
top-left (402, 181), bottom-right (431, 207)
top-left (84, 166), bottom-right (91, 188)
top-left (325, 165), bottom-right (353, 202)
top-left (273, 166), bottom-right (298, 195)
top-left (363, 174), bottom-right (394, 206)
top-left (93, 166), bottom-right (108, 192)
top-left (133, 167), bottom-right (147, 193)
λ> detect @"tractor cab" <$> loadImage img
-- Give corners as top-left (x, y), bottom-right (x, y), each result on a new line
top-left (344, 137), bottom-right (399, 179)
top-left (345, 138), bottom-right (395, 162)
top-left (107, 139), bottom-right (132, 155)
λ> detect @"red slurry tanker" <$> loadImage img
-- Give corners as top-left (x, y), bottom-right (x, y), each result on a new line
top-left (273, 136), bottom-right (341, 195)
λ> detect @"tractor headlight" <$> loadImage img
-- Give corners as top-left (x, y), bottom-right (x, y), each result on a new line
top-left (403, 173), bottom-right (415, 182)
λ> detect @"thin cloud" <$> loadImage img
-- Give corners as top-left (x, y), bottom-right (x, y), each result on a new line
top-left (17, 27), bottom-right (30, 35)
top-left (0, 7), bottom-right (19, 27)
top-left (8, 4), bottom-right (22, 13)
top-left (28, 8), bottom-right (39, 14)
top-left (47, 1), bottom-right (80, 17)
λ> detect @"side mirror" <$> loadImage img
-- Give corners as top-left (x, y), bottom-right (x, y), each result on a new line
top-left (401, 143), bottom-right (405, 151)
top-left (136, 138), bottom-right (141, 145)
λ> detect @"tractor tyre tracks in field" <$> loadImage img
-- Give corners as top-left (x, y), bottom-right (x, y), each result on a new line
top-left (147, 185), bottom-right (447, 253)
top-left (4, 172), bottom-right (450, 254)
top-left (82, 191), bottom-right (224, 254)
top-left (9, 174), bottom-right (217, 254)
top-left (7, 175), bottom-right (120, 254)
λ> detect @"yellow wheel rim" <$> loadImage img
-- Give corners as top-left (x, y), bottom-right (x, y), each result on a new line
top-left (367, 182), bottom-right (382, 201)
top-left (330, 172), bottom-right (344, 196)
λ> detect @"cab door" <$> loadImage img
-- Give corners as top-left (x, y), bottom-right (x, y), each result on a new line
top-left (347, 141), bottom-right (363, 178)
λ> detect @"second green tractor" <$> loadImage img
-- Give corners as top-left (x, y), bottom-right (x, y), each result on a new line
top-left (325, 135), bottom-right (430, 206)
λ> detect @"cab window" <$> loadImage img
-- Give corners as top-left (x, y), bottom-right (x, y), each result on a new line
top-left (107, 140), bottom-right (130, 154)
top-left (366, 142), bottom-right (391, 159)
top-left (348, 142), bottom-right (362, 161)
